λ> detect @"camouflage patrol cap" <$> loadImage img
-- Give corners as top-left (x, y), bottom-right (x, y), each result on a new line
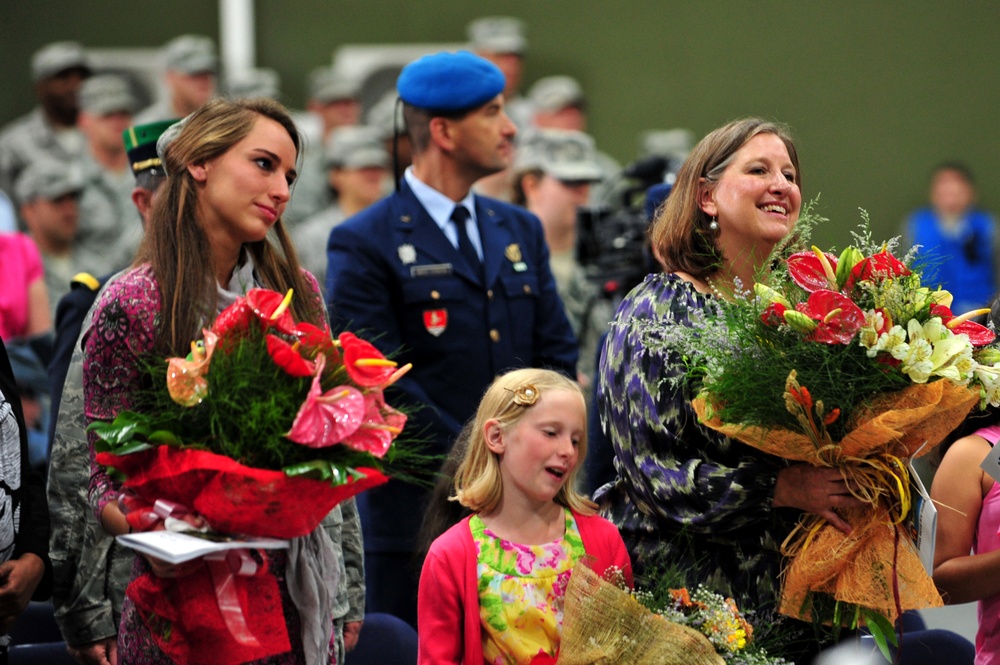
top-left (325, 126), bottom-right (389, 170)
top-left (467, 16), bottom-right (527, 55)
top-left (31, 41), bottom-right (91, 83)
top-left (15, 159), bottom-right (84, 203)
top-left (529, 76), bottom-right (586, 112)
top-left (80, 74), bottom-right (138, 116)
top-left (515, 129), bottom-right (602, 182)
top-left (163, 34), bottom-right (218, 75)
top-left (308, 67), bottom-right (361, 104)
top-left (227, 68), bottom-right (282, 100)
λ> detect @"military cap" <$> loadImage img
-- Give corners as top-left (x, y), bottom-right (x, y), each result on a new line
top-left (163, 34), bottom-right (217, 75)
top-left (123, 119), bottom-right (178, 175)
top-left (365, 90), bottom-right (404, 141)
top-left (529, 75), bottom-right (586, 112)
top-left (467, 16), bottom-right (527, 55)
top-left (308, 67), bottom-right (361, 104)
top-left (227, 68), bottom-right (281, 100)
top-left (639, 128), bottom-right (695, 162)
top-left (325, 126), bottom-right (390, 170)
top-left (79, 74), bottom-right (138, 116)
top-left (516, 129), bottom-right (602, 182)
top-left (396, 50), bottom-right (505, 113)
top-left (31, 41), bottom-right (91, 83)
top-left (15, 160), bottom-right (84, 203)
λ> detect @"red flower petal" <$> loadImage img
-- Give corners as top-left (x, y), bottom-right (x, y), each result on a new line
top-left (339, 332), bottom-right (398, 388)
top-left (266, 335), bottom-right (315, 377)
top-left (342, 391), bottom-right (406, 458)
top-left (211, 289), bottom-right (296, 337)
top-left (787, 251), bottom-right (838, 293)
top-left (761, 301), bottom-right (788, 326)
top-left (845, 251), bottom-right (910, 292)
top-left (798, 290), bottom-right (865, 345)
top-left (295, 322), bottom-right (341, 364)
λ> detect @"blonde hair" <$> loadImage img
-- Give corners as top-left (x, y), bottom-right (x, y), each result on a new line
top-left (453, 368), bottom-right (596, 515)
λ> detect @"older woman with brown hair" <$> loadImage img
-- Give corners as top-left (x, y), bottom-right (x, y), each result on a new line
top-left (595, 117), bottom-right (864, 660)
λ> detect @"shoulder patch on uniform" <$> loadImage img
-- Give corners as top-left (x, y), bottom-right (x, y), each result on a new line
top-left (71, 272), bottom-right (101, 291)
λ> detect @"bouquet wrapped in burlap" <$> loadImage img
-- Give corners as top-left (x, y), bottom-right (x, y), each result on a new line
top-left (694, 378), bottom-right (977, 624)
top-left (557, 563), bottom-right (787, 664)
top-left (673, 218), bottom-right (1000, 631)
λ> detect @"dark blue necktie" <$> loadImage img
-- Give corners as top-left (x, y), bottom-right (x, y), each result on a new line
top-left (451, 206), bottom-right (482, 280)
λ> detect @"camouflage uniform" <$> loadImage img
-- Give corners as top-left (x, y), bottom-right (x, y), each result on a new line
top-left (47, 287), bottom-right (133, 647)
top-left (0, 108), bottom-right (85, 210)
top-left (76, 154), bottom-right (142, 275)
top-left (322, 498), bottom-right (365, 664)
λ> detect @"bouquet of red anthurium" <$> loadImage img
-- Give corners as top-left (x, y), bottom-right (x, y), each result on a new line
top-left (91, 288), bottom-right (410, 665)
top-left (681, 218), bottom-right (1000, 646)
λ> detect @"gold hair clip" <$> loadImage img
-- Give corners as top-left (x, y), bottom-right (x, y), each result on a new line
top-left (509, 384), bottom-right (540, 406)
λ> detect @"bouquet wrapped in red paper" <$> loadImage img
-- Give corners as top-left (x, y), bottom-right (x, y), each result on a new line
top-left (674, 217), bottom-right (1000, 642)
top-left (91, 288), bottom-right (411, 664)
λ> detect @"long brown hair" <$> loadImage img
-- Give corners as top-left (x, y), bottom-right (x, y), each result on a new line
top-left (135, 97), bottom-right (323, 354)
top-left (651, 117), bottom-right (800, 278)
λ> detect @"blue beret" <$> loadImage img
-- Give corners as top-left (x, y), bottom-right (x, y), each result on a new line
top-left (397, 50), bottom-right (505, 113)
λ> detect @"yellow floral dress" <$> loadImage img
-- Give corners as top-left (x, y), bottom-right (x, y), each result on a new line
top-left (472, 509), bottom-right (586, 665)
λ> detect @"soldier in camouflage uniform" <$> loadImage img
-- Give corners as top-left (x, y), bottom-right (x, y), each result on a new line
top-left (512, 128), bottom-right (611, 388)
top-left (47, 118), bottom-right (365, 665)
top-left (0, 42), bottom-right (91, 211)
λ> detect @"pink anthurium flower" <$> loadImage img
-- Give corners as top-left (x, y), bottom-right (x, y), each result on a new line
top-left (166, 330), bottom-right (219, 406)
top-left (287, 356), bottom-right (367, 447)
top-left (930, 304), bottom-right (996, 347)
top-left (339, 332), bottom-right (401, 388)
top-left (795, 290), bottom-right (866, 345)
top-left (266, 335), bottom-right (316, 378)
top-left (787, 249), bottom-right (839, 293)
top-left (342, 389), bottom-right (407, 458)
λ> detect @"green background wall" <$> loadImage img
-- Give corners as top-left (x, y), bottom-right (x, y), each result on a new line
top-left (3, 1), bottom-right (999, 249)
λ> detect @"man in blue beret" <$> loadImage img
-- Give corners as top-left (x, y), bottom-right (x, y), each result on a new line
top-left (325, 50), bottom-right (578, 626)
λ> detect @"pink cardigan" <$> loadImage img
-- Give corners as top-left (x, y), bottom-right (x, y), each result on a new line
top-left (417, 511), bottom-right (633, 665)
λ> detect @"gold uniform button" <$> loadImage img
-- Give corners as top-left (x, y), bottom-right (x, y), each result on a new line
top-left (487, 289), bottom-right (494, 299)
top-left (430, 290), bottom-right (440, 300)
top-left (489, 329), bottom-right (500, 342)
top-left (523, 284), bottom-right (532, 294)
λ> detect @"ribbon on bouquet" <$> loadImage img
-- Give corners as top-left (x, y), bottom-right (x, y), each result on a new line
top-left (119, 492), bottom-right (276, 649)
top-left (205, 549), bottom-right (263, 647)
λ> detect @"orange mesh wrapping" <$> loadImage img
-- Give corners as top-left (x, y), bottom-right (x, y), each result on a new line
top-left (692, 380), bottom-right (979, 624)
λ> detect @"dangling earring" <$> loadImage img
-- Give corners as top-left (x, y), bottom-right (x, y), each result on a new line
top-left (708, 216), bottom-right (720, 232)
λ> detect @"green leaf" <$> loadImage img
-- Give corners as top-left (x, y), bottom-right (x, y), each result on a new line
top-left (863, 610), bottom-right (898, 662)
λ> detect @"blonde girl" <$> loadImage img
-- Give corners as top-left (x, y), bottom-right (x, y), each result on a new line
top-left (418, 368), bottom-right (632, 665)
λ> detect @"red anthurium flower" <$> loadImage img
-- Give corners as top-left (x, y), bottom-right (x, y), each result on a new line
top-left (844, 251), bottom-right (910, 292)
top-left (339, 332), bottom-right (400, 388)
top-left (787, 250), bottom-right (839, 293)
top-left (342, 389), bottom-right (407, 458)
top-left (287, 375), bottom-right (366, 448)
top-left (930, 304), bottom-right (996, 346)
top-left (796, 290), bottom-right (865, 344)
top-left (212, 288), bottom-right (296, 337)
top-left (266, 335), bottom-right (316, 377)
top-left (761, 301), bottom-right (788, 326)
top-left (294, 322), bottom-right (341, 365)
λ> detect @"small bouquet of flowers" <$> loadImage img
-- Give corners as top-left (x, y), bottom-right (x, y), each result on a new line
top-left (679, 211), bottom-right (1000, 638)
top-left (91, 288), bottom-right (411, 664)
top-left (552, 563), bottom-right (787, 665)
